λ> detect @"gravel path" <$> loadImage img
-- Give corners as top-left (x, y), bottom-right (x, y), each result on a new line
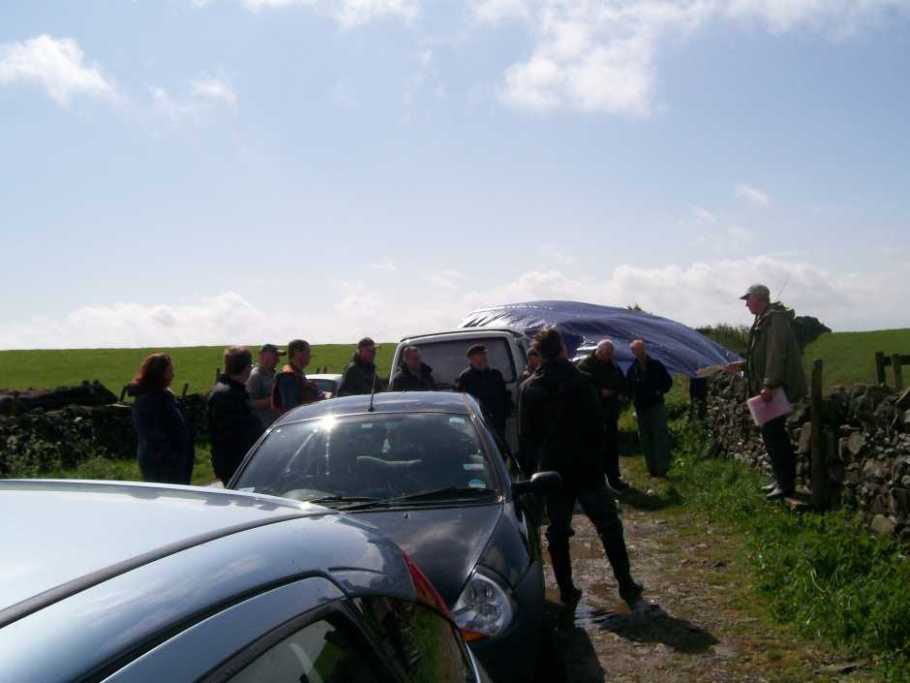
top-left (539, 457), bottom-right (876, 683)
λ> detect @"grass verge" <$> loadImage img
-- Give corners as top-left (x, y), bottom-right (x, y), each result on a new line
top-left (666, 422), bottom-right (910, 681)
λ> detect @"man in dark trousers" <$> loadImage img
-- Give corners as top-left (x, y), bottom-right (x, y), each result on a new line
top-left (455, 344), bottom-right (512, 442)
top-left (520, 328), bottom-right (643, 608)
top-left (208, 347), bottom-right (265, 484)
top-left (627, 339), bottom-right (674, 477)
top-left (337, 337), bottom-right (381, 396)
top-left (272, 339), bottom-right (325, 415)
top-left (727, 284), bottom-right (807, 500)
top-left (390, 346), bottom-right (436, 391)
top-left (577, 339), bottom-right (630, 492)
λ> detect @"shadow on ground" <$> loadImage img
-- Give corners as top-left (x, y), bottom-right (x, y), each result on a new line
top-left (619, 485), bottom-right (683, 511)
top-left (540, 599), bottom-right (607, 683)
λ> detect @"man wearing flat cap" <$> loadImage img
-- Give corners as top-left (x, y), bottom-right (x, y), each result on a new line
top-left (728, 284), bottom-right (807, 500)
top-left (337, 337), bottom-right (382, 397)
top-left (456, 344), bottom-right (512, 444)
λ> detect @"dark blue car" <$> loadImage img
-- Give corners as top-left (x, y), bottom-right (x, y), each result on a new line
top-left (0, 479), bottom-right (489, 682)
top-left (230, 391), bottom-right (559, 683)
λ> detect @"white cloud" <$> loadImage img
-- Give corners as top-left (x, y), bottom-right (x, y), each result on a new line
top-left (480, 0), bottom-right (910, 115)
top-left (1, 253), bottom-right (907, 350)
top-left (693, 206), bottom-right (718, 224)
top-left (735, 183), bottom-right (771, 206)
top-left (151, 75), bottom-right (237, 122)
top-left (370, 260), bottom-right (398, 272)
top-left (237, 0), bottom-right (418, 27)
top-left (0, 35), bottom-right (116, 106)
top-left (425, 269), bottom-right (467, 291)
top-left (191, 76), bottom-right (237, 107)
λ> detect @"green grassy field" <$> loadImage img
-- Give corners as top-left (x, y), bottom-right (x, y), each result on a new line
top-left (1, 328), bottom-right (907, 397)
top-left (0, 344), bottom-right (396, 396)
top-left (802, 329), bottom-right (910, 390)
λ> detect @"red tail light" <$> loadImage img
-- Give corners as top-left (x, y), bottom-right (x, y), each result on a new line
top-left (403, 552), bottom-right (450, 617)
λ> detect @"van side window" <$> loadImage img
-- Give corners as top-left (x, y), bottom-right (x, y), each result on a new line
top-left (413, 339), bottom-right (517, 388)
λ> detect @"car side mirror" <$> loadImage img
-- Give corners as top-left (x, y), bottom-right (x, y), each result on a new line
top-left (512, 471), bottom-right (561, 497)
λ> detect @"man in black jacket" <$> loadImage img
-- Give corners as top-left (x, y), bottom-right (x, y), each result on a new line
top-left (208, 347), bottom-right (265, 484)
top-left (455, 344), bottom-right (512, 441)
top-left (337, 337), bottom-right (381, 397)
top-left (577, 339), bottom-right (630, 491)
top-left (390, 346), bottom-right (436, 391)
top-left (520, 328), bottom-right (643, 608)
top-left (626, 339), bottom-right (674, 477)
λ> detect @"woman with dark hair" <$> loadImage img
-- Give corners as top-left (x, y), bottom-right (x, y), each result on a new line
top-left (127, 353), bottom-right (194, 484)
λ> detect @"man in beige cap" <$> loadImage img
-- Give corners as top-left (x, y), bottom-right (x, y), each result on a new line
top-left (729, 284), bottom-right (807, 500)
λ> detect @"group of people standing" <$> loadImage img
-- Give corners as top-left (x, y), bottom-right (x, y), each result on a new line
top-left (126, 281), bottom-right (805, 611)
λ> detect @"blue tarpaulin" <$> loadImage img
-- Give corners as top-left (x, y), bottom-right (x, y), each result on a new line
top-left (459, 300), bottom-right (741, 377)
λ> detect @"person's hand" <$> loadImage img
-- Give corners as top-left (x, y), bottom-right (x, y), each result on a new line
top-left (760, 387), bottom-right (774, 403)
top-left (723, 361), bottom-right (744, 374)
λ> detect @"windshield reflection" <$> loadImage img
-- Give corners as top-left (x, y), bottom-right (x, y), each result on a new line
top-left (235, 413), bottom-right (499, 504)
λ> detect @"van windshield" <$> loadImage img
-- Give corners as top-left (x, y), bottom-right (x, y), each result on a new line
top-left (407, 338), bottom-right (517, 388)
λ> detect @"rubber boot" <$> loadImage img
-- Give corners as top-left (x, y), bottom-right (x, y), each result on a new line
top-left (548, 540), bottom-right (580, 604)
top-left (599, 527), bottom-right (643, 607)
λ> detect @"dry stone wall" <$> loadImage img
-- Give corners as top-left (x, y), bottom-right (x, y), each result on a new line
top-left (0, 383), bottom-right (209, 478)
top-left (705, 374), bottom-right (910, 542)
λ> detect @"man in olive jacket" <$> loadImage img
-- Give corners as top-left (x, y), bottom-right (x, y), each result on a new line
top-left (734, 284), bottom-right (808, 499)
top-left (577, 339), bottom-right (630, 491)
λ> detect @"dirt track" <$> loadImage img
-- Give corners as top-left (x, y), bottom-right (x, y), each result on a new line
top-left (539, 455), bottom-right (876, 683)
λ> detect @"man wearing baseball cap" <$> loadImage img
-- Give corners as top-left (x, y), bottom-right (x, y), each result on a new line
top-left (337, 337), bottom-right (381, 397)
top-left (729, 284), bottom-right (807, 500)
top-left (246, 343), bottom-right (284, 428)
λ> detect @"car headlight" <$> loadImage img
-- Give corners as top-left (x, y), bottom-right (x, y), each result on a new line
top-left (451, 570), bottom-right (515, 639)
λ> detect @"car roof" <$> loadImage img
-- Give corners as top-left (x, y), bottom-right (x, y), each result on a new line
top-left (397, 328), bottom-right (526, 343)
top-left (0, 480), bottom-right (415, 681)
top-left (276, 390), bottom-right (474, 426)
top-left (308, 373), bottom-right (343, 381)
top-left (0, 481), bottom-right (412, 623)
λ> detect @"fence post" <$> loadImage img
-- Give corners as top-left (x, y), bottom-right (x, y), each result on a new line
top-left (810, 359), bottom-right (829, 510)
top-left (875, 351), bottom-right (887, 385)
top-left (893, 354), bottom-right (905, 392)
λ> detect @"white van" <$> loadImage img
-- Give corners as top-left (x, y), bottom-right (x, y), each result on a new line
top-left (389, 328), bottom-right (531, 452)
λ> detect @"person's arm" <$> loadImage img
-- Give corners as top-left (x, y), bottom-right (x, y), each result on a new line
top-left (763, 314), bottom-right (790, 392)
top-left (246, 372), bottom-right (272, 411)
top-left (275, 374), bottom-right (301, 413)
top-left (336, 365), bottom-right (358, 397)
top-left (659, 361), bottom-right (674, 394)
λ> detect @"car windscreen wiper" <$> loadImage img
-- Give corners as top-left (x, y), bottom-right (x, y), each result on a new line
top-left (306, 494), bottom-right (381, 506)
top-left (329, 487), bottom-right (500, 511)
top-left (388, 486), bottom-right (499, 502)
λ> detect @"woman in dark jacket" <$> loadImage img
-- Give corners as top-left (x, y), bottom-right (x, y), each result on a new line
top-left (128, 353), bottom-right (194, 484)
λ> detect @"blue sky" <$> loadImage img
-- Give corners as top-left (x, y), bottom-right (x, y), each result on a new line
top-left (2, 0), bottom-right (909, 348)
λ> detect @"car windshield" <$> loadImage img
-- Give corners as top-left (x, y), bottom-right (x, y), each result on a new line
top-left (234, 412), bottom-right (499, 504)
top-left (408, 338), bottom-right (517, 388)
top-left (311, 378), bottom-right (338, 394)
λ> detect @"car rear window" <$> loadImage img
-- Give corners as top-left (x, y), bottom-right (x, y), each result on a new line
top-left (407, 338), bottom-right (517, 388)
top-left (234, 413), bottom-right (499, 502)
